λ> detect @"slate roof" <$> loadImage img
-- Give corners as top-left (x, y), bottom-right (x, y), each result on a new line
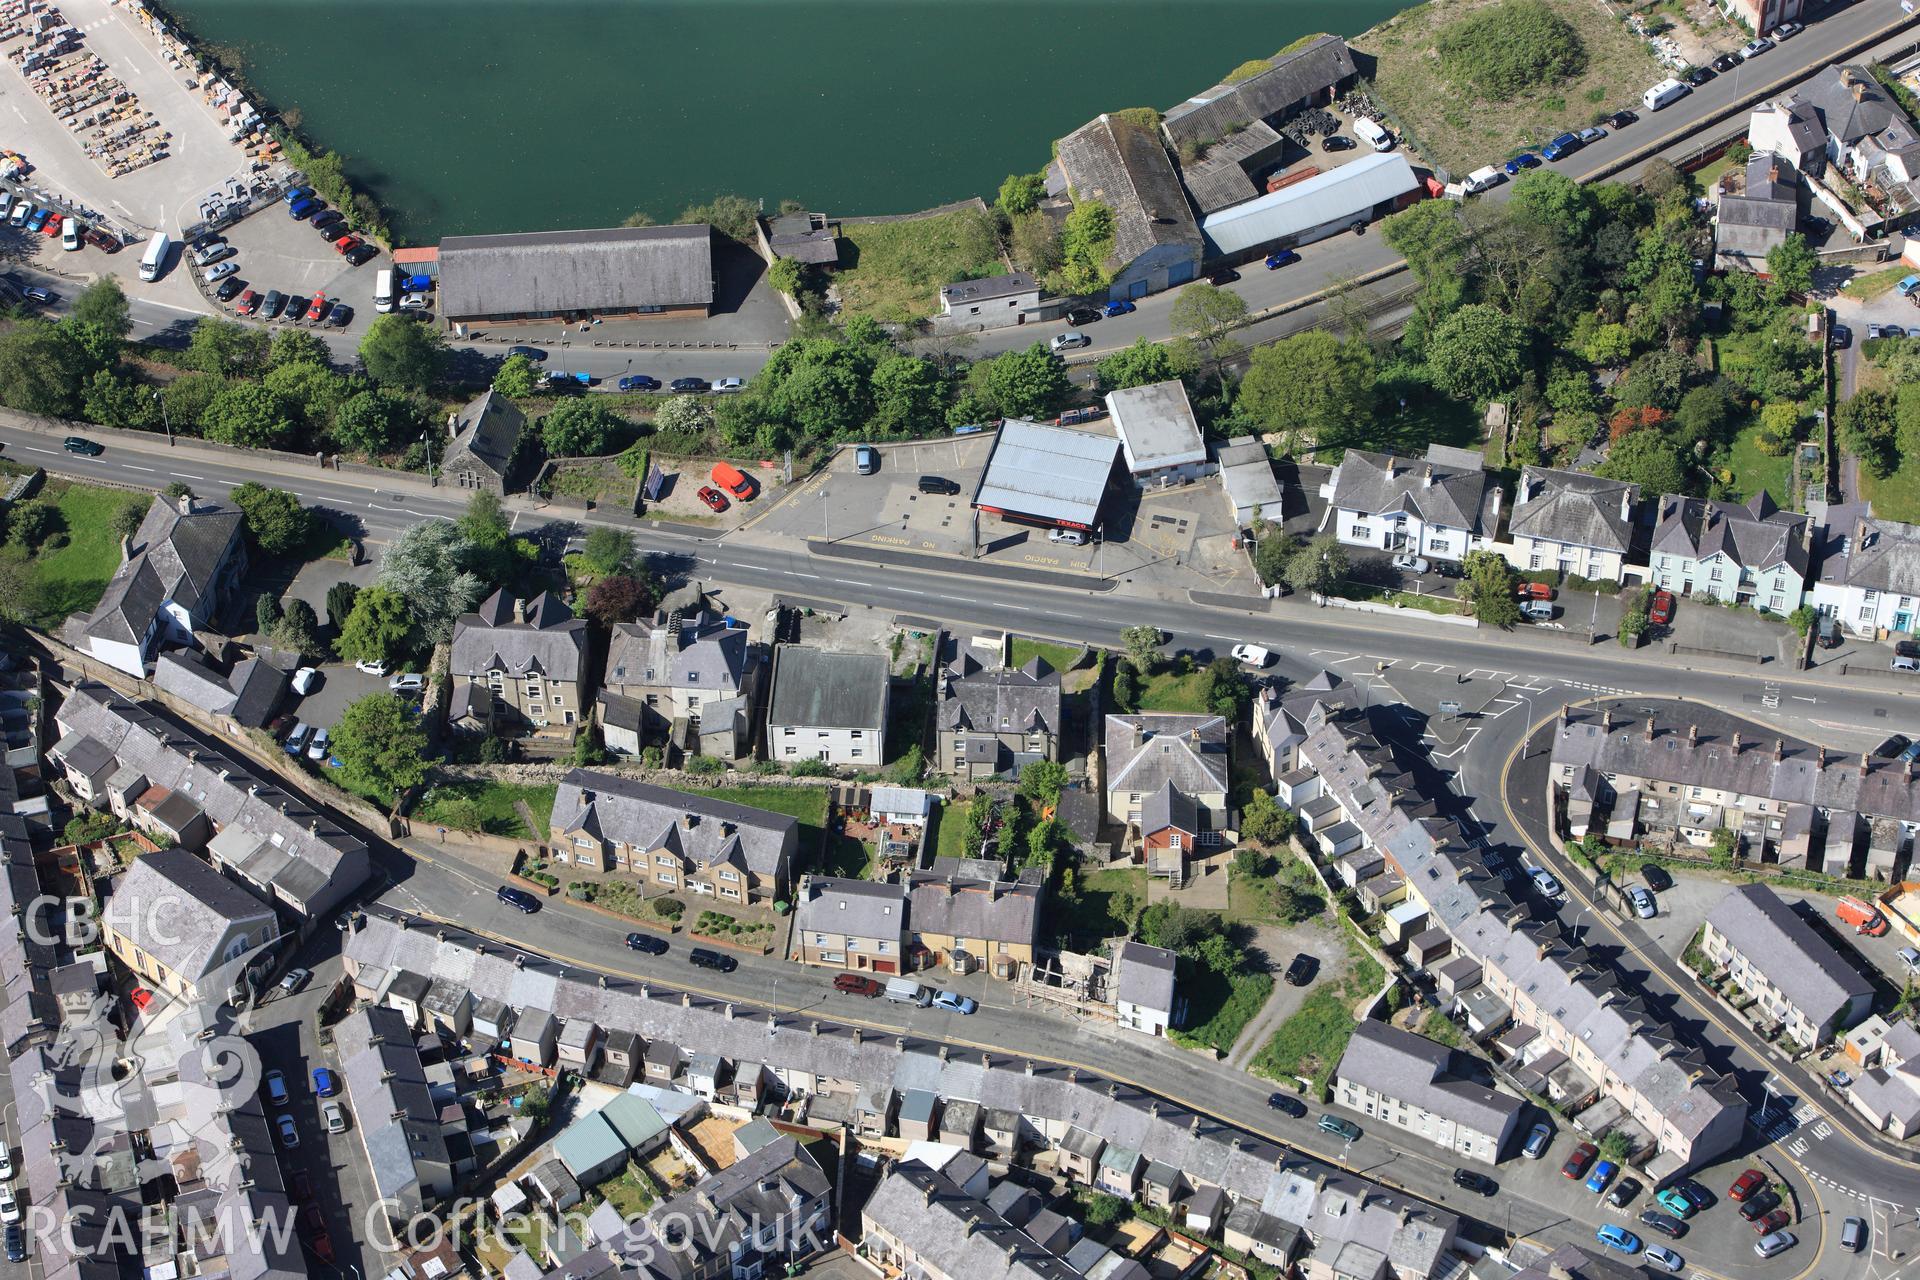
top-left (765, 211), bottom-right (841, 266)
top-left (908, 872), bottom-right (1043, 947)
top-left (942, 272), bottom-right (1039, 306)
top-left (1509, 466), bottom-right (1637, 554)
top-left (1335, 1020), bottom-right (1524, 1137)
top-left (1177, 119), bottom-right (1284, 214)
top-left (337, 1005), bottom-right (449, 1206)
top-left (106, 850), bottom-right (273, 984)
top-left (975, 419), bottom-right (1120, 528)
top-left (645, 1136), bottom-right (829, 1265)
top-left (1705, 882), bottom-right (1874, 1025)
top-left (941, 654), bottom-right (1062, 736)
top-left (1163, 35), bottom-right (1358, 149)
top-left (1651, 490), bottom-right (1809, 574)
top-left (1107, 380), bottom-right (1206, 473)
top-left (1114, 940), bottom-right (1178, 1012)
top-left (605, 611), bottom-right (747, 693)
top-left (1054, 115), bottom-right (1203, 270)
top-left (152, 650), bottom-right (287, 727)
top-left (865, 1163), bottom-right (1085, 1280)
top-left (1328, 446), bottom-right (1494, 533)
top-left (1820, 513), bottom-right (1920, 593)
top-left (767, 645), bottom-right (888, 731)
top-left (438, 224), bottom-right (714, 319)
top-left (445, 389), bottom-right (527, 479)
top-left (1806, 65), bottom-right (1920, 154)
top-left (1105, 714), bottom-right (1229, 797)
top-left (84, 496), bottom-right (242, 644)
top-left (1754, 96), bottom-right (1827, 159)
top-left (797, 876), bottom-right (907, 940)
top-left (450, 590), bottom-right (588, 683)
top-left (1140, 781), bottom-right (1198, 836)
top-left (551, 768), bottom-right (798, 879)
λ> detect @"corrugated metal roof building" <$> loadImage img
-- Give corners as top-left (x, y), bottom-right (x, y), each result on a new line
top-left (1199, 153), bottom-right (1420, 259)
top-left (437, 224), bottom-right (714, 326)
top-left (972, 419), bottom-right (1121, 530)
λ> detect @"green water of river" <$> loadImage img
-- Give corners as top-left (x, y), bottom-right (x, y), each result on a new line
top-left (161, 0), bottom-right (1413, 243)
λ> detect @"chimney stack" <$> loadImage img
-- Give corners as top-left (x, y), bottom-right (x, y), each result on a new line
top-left (1819, 746), bottom-right (1828, 769)
top-left (1603, 709), bottom-right (1614, 732)
top-left (1688, 724), bottom-right (1699, 748)
top-left (1732, 733), bottom-right (1742, 755)
top-left (1422, 464), bottom-right (1434, 487)
top-left (1774, 739), bottom-right (1784, 763)
top-left (1861, 752), bottom-right (1871, 778)
top-left (1644, 716), bottom-right (1656, 743)
top-left (176, 492), bottom-right (193, 516)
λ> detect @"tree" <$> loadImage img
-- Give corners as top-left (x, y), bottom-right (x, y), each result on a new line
top-left (1675, 382), bottom-right (1734, 447)
top-left (1009, 211), bottom-right (1062, 277)
top-left (228, 482), bottom-right (313, 556)
top-left (1112, 664), bottom-right (1139, 711)
top-left (1597, 430), bottom-right (1689, 494)
top-left (572, 725), bottom-right (608, 766)
top-left (1284, 534), bottom-right (1347, 595)
top-left (359, 313), bottom-right (445, 389)
top-left (1121, 625), bottom-right (1163, 674)
top-left (4, 500), bottom-right (61, 550)
top-left (1082, 1194), bottom-right (1130, 1228)
top-left (1508, 170), bottom-right (1595, 245)
top-left (1582, 322), bottom-right (1633, 367)
top-left (325, 581), bottom-right (360, 629)
top-left (1057, 200), bottom-right (1117, 293)
top-left (1435, 0), bottom-right (1586, 100)
top-left (1608, 405), bottom-right (1668, 442)
top-left (675, 194), bottom-right (760, 242)
top-left (541, 399), bottom-right (626, 457)
top-left (493, 353), bottom-right (541, 399)
top-left (767, 256), bottom-right (805, 297)
top-left (1200, 656), bottom-right (1251, 720)
top-left (1240, 330), bottom-right (1375, 447)
top-left (580, 527), bottom-right (636, 576)
top-left (1838, 388), bottom-right (1898, 478)
top-left (1383, 200), bottom-right (1470, 337)
top-left (331, 693), bottom-right (431, 802)
top-left (1754, 401), bottom-right (1801, 456)
top-left (1168, 283), bottom-right (1249, 398)
top-left (1240, 789), bottom-right (1296, 846)
top-left (184, 318), bottom-right (270, 377)
top-left (264, 361), bottom-right (351, 436)
top-left (887, 745), bottom-right (926, 786)
top-left (982, 343), bottom-right (1073, 420)
top-left (255, 594), bottom-right (281, 634)
top-left (583, 573), bottom-right (657, 626)
top-left (1616, 348), bottom-right (1697, 412)
top-left (65, 277), bottom-right (131, 368)
top-left (270, 598), bottom-right (324, 659)
top-left (1250, 524), bottom-right (1294, 586)
top-left (110, 500), bottom-right (146, 542)
top-left (82, 369), bottom-right (159, 432)
top-left (1460, 550), bottom-right (1522, 627)
top-left (997, 171), bottom-right (1045, 216)
top-left (1018, 759), bottom-right (1070, 806)
top-left (656, 395), bottom-right (712, 435)
top-left (335, 585), bottom-right (414, 665)
top-left (201, 382), bottom-right (300, 449)
top-left (867, 354), bottom-right (945, 437)
top-left (331, 387), bottom-right (423, 455)
top-left (161, 371), bottom-right (227, 435)
top-left (1766, 233), bottom-right (1817, 296)
top-left (268, 328), bottom-right (332, 370)
top-left (1426, 304), bottom-right (1528, 401)
top-left (0, 321), bottom-right (87, 415)
top-left (457, 491), bottom-right (512, 550)
top-left (378, 520), bottom-right (489, 644)
top-left (1095, 338), bottom-right (1194, 392)
top-left (1024, 815), bottom-right (1063, 868)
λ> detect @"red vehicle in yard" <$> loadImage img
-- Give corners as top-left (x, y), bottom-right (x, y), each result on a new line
top-left (1562, 1142), bottom-right (1598, 1180)
top-left (711, 461), bottom-right (755, 500)
top-left (697, 486), bottom-right (729, 513)
top-left (41, 213), bottom-right (60, 237)
top-left (333, 234), bottom-right (360, 254)
top-left (236, 289), bottom-right (262, 316)
top-left (306, 292), bottom-right (329, 322)
top-left (1649, 590), bottom-right (1675, 626)
top-left (1515, 582), bottom-right (1555, 600)
top-left (1754, 1209), bottom-right (1791, 1235)
top-left (1728, 1169), bottom-right (1766, 1201)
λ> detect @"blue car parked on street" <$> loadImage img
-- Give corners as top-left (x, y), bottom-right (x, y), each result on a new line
top-left (1504, 153), bottom-right (1541, 175)
top-left (1541, 132), bottom-right (1582, 161)
top-left (1595, 1226), bottom-right (1641, 1255)
top-left (1265, 249), bottom-right (1301, 269)
top-left (1103, 299), bottom-right (1136, 317)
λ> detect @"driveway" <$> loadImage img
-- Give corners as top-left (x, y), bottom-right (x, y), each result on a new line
top-left (1225, 921), bottom-right (1350, 1070)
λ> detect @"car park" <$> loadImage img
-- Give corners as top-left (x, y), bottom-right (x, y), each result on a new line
top-left (1563, 1144), bottom-right (1599, 1180)
top-left (1265, 249), bottom-right (1301, 269)
top-left (835, 973), bottom-right (882, 996)
top-left (1729, 1169), bottom-right (1766, 1201)
top-left (322, 1101), bottom-right (348, 1134)
top-left (1453, 1170), bottom-right (1497, 1195)
top-left (497, 885), bottom-right (540, 913)
top-left (1050, 331), bottom-right (1091, 352)
top-left (918, 475), bottom-right (960, 495)
top-left (1643, 1247), bottom-right (1682, 1272)
top-left (1318, 1115), bottom-right (1362, 1141)
top-left (1542, 132), bottom-right (1582, 161)
top-left (1595, 1226), bottom-right (1640, 1255)
top-left (1640, 1210), bottom-right (1686, 1238)
top-left (312, 1067), bottom-right (339, 1097)
top-left (1843, 1217), bottom-right (1866, 1251)
top-left (264, 1070), bottom-right (289, 1106)
top-left (697, 486), bottom-right (729, 513)
top-left (1628, 886), bottom-right (1656, 918)
top-left (619, 374), bottom-right (661, 392)
top-left (279, 967), bottom-right (311, 994)
top-left (1585, 1161), bottom-right (1618, 1194)
top-left (1608, 1178), bottom-right (1642, 1208)
top-left (933, 990), bottom-right (978, 1014)
top-left (855, 444), bottom-right (879, 474)
top-left (1284, 953), bottom-right (1317, 986)
top-left (1523, 1122), bottom-right (1553, 1158)
top-left (1391, 554), bottom-right (1431, 575)
top-left (206, 261), bottom-right (238, 282)
top-left (275, 1114), bottom-right (299, 1148)
top-left (1267, 1092), bottom-right (1307, 1117)
top-left (1103, 299), bottom-right (1136, 316)
top-left (1065, 306), bottom-right (1102, 326)
top-left (626, 931), bottom-right (668, 955)
top-left (671, 377), bottom-right (709, 392)
top-left (1505, 153), bottom-right (1541, 175)
top-left (62, 435), bottom-right (102, 455)
top-left (689, 947), bottom-right (737, 972)
top-left (1754, 1232), bottom-right (1795, 1258)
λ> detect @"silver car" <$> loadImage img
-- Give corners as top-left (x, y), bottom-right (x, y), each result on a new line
top-left (1754, 1231), bottom-right (1795, 1259)
top-left (1391, 554), bottom-right (1432, 575)
top-left (1523, 1122), bottom-right (1553, 1158)
top-left (1628, 886), bottom-right (1657, 918)
top-left (1050, 331), bottom-right (1091, 352)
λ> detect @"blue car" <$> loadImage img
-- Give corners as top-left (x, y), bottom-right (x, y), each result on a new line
top-left (399, 273), bottom-right (433, 293)
top-left (312, 1067), bottom-right (339, 1097)
top-left (24, 208), bottom-right (48, 233)
top-left (288, 198), bottom-right (322, 220)
top-left (547, 370), bottom-right (593, 387)
top-left (1103, 299), bottom-right (1136, 317)
top-left (283, 185), bottom-right (314, 205)
top-left (1585, 1160), bottom-right (1618, 1194)
top-left (1264, 249), bottom-right (1301, 269)
top-left (1596, 1226), bottom-right (1641, 1255)
top-left (618, 374), bottom-right (661, 392)
top-left (1541, 132), bottom-right (1581, 161)
top-left (1504, 153), bottom-right (1541, 175)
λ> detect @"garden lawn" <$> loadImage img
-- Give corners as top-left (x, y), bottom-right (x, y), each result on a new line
top-left (414, 779), bottom-right (557, 840)
top-left (22, 481), bottom-right (151, 628)
top-left (1136, 668), bottom-right (1210, 713)
top-left (929, 801), bottom-right (969, 862)
top-left (1864, 454), bottom-right (1920, 522)
top-left (835, 208), bottom-right (1005, 322)
top-left (1010, 638), bottom-right (1080, 673)
top-left (598, 1165), bottom-right (656, 1217)
top-left (1249, 986), bottom-right (1358, 1091)
top-left (1355, 0), bottom-right (1661, 174)
top-left (1053, 867), bottom-right (1147, 948)
top-left (1173, 968), bottom-right (1274, 1055)
top-left (1723, 421), bottom-right (1792, 505)
top-left (1843, 264), bottom-right (1912, 300)
top-left (699, 784), bottom-right (846, 880)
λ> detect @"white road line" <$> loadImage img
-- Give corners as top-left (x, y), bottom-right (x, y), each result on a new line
top-left (120, 464), bottom-right (155, 472)
top-left (790, 572), bottom-right (821, 580)
top-left (1204, 634), bottom-right (1237, 641)
top-left (895, 589), bottom-right (925, 596)
top-left (167, 472), bottom-right (207, 481)
top-left (21, 447), bottom-right (56, 455)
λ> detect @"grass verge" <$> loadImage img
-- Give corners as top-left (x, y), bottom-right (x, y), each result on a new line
top-left (19, 480), bottom-right (151, 628)
top-left (835, 207), bottom-right (1004, 322)
top-left (414, 779), bottom-right (557, 839)
top-left (1171, 968), bottom-right (1275, 1055)
top-left (1843, 264), bottom-right (1912, 300)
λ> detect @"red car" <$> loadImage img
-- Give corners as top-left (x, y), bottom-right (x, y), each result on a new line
top-left (41, 212), bottom-right (60, 237)
top-left (333, 234), bottom-right (360, 255)
top-left (834, 973), bottom-right (882, 997)
top-left (1754, 1209), bottom-right (1791, 1234)
top-left (1515, 581), bottom-right (1555, 600)
top-left (306, 292), bottom-right (329, 323)
top-left (697, 486), bottom-right (729, 513)
top-left (236, 289), bottom-right (262, 316)
top-left (307, 1224), bottom-right (334, 1263)
top-left (129, 988), bottom-right (153, 1012)
top-left (1648, 590), bottom-right (1675, 626)
top-left (1561, 1142), bottom-right (1597, 1180)
top-left (1728, 1169), bottom-right (1766, 1201)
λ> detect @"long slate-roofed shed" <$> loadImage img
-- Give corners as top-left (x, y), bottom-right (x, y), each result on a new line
top-left (973, 419), bottom-right (1121, 530)
top-left (437, 224), bottom-right (715, 325)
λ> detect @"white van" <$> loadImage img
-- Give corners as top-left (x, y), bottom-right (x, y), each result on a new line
top-left (138, 231), bottom-right (170, 283)
top-left (1353, 118), bottom-right (1394, 152)
top-left (373, 268), bottom-right (396, 313)
top-left (1643, 78), bottom-right (1691, 111)
top-left (1462, 166), bottom-right (1504, 195)
top-left (884, 977), bottom-right (931, 1007)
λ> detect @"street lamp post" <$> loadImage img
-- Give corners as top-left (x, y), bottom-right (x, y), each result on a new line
top-left (154, 389), bottom-right (172, 447)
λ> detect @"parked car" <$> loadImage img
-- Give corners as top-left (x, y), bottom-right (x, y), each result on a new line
top-left (1628, 886), bottom-right (1657, 918)
top-left (290, 666), bottom-right (319, 695)
top-left (62, 435), bottom-right (103, 456)
top-left (1542, 132), bottom-right (1582, 161)
top-left (23, 208), bottom-right (47, 233)
top-left (1832, 324), bottom-right (1853, 347)
top-left (1577, 126), bottom-right (1608, 144)
top-left (1523, 1122), bottom-right (1553, 1159)
top-left (1318, 1115), bottom-right (1362, 1141)
top-left (1562, 1142), bottom-right (1598, 1179)
top-left (283, 723), bottom-right (312, 756)
top-left (263, 1070), bottom-right (289, 1106)
top-left (697, 486), bottom-right (729, 513)
top-left (1685, 66), bottom-right (1716, 85)
top-left (289, 198), bottom-right (322, 220)
top-left (84, 227), bottom-right (121, 252)
top-left (1740, 37), bottom-right (1774, 57)
top-left (322, 1101), bottom-right (349, 1134)
top-left (1641, 863), bottom-right (1673, 892)
top-left (1264, 249), bottom-right (1302, 269)
top-left (689, 947), bottom-right (737, 972)
top-left (1754, 1209), bottom-right (1791, 1235)
top-left (496, 885), bottom-right (540, 913)
top-left (1712, 53), bottom-right (1743, 73)
top-left (1643, 1247), bottom-right (1683, 1273)
top-left (275, 1114), bottom-right (299, 1148)
top-left (39, 213), bottom-right (59, 238)
top-left (61, 219), bottom-right (81, 251)
top-left (854, 444), bottom-right (879, 474)
top-left (1609, 110), bottom-right (1639, 128)
top-left (625, 931), bottom-right (668, 955)
top-left (311, 209), bottom-right (344, 234)
top-left (1843, 1217), bottom-right (1867, 1252)
top-left (344, 241), bottom-right (378, 265)
top-left (236, 289), bottom-right (262, 315)
top-left (933, 990), bottom-right (978, 1014)
top-left (1753, 1232), bottom-right (1795, 1258)
top-left (1530, 867), bottom-right (1564, 897)
top-left (1103, 299), bottom-right (1136, 316)
top-left (671, 377), bottom-right (709, 393)
top-left (1729, 1169), bottom-right (1767, 1202)
top-left (1391, 553), bottom-right (1431, 575)
top-left (278, 967), bottom-right (310, 995)
top-left (918, 475), bottom-right (960, 495)
top-left (304, 728), bottom-right (330, 762)
top-left (507, 345), bottom-right (547, 362)
top-left (355, 659), bottom-right (389, 677)
top-left (1773, 20), bottom-right (1803, 36)
top-left (1671, 1180), bottom-right (1713, 1212)
top-left (1065, 306), bottom-right (1102, 326)
top-left (1505, 153), bottom-right (1541, 175)
top-left (206, 261), bottom-right (238, 282)
top-left (283, 185), bottom-right (314, 205)
top-left (0, 1186), bottom-right (19, 1225)
top-left (22, 285), bottom-right (52, 305)
top-left (1453, 1170), bottom-right (1497, 1196)
top-left (1595, 1226), bottom-right (1640, 1255)
top-left (1048, 527), bottom-right (1088, 546)
top-left (193, 242), bottom-right (235, 267)
top-left (1050, 331), bottom-right (1091, 352)
top-left (1887, 324), bottom-right (1910, 339)
top-left (1648, 589), bottom-right (1675, 625)
top-left (1585, 1161), bottom-right (1619, 1194)
top-left (1515, 581), bottom-right (1555, 600)
top-left (1520, 599), bottom-right (1557, 621)
top-left (834, 973), bottom-right (882, 997)
top-left (312, 1067), bottom-right (339, 1097)
top-left (389, 673), bottom-right (426, 694)
top-left (260, 289), bottom-right (287, 319)
top-left (1608, 1178), bottom-right (1642, 1208)
top-left (1322, 135), bottom-right (1357, 151)
top-left (1640, 1210), bottom-right (1687, 1238)
top-left (1205, 268), bottom-right (1241, 286)
top-left (618, 374), bottom-right (661, 392)
top-left (4, 1223), bottom-right (23, 1262)
top-left (326, 302), bottom-right (354, 327)
top-left (0, 1145), bottom-right (13, 1182)
top-left (712, 461), bottom-right (754, 500)
top-left (1738, 1190), bottom-right (1781, 1221)
top-left (1284, 953), bottom-right (1318, 986)
top-left (1266, 1092), bottom-right (1307, 1117)
top-left (398, 292), bottom-right (431, 312)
